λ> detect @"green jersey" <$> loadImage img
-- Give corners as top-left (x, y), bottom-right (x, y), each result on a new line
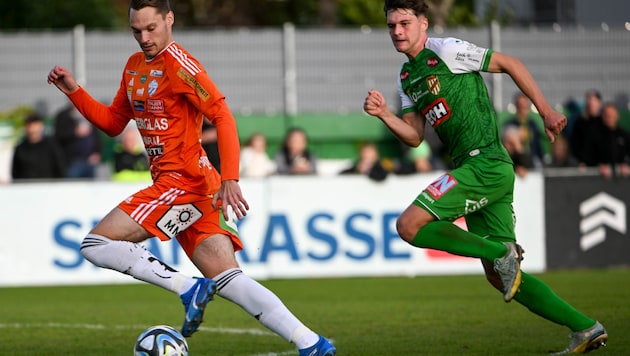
top-left (398, 37), bottom-right (511, 168)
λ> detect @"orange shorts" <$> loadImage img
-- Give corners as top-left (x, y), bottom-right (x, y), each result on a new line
top-left (117, 180), bottom-right (242, 258)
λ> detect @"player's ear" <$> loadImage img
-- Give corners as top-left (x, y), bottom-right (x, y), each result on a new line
top-left (166, 11), bottom-right (174, 26)
top-left (420, 15), bottom-right (429, 31)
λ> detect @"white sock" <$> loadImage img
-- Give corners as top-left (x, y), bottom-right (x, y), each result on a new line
top-left (80, 234), bottom-right (190, 294)
top-left (214, 268), bottom-right (320, 349)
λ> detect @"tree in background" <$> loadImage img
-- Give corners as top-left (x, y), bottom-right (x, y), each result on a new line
top-left (0, 0), bottom-right (482, 30)
top-left (0, 0), bottom-right (127, 30)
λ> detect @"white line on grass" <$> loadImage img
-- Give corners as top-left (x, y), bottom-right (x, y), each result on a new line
top-left (0, 322), bottom-right (296, 355)
top-left (0, 322), bottom-right (275, 336)
top-left (247, 351), bottom-right (295, 356)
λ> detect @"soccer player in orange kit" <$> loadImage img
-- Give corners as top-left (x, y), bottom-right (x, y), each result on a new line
top-left (47, 1), bottom-right (335, 355)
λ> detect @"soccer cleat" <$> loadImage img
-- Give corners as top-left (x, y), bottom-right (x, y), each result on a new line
top-left (551, 321), bottom-right (608, 355)
top-left (180, 277), bottom-right (217, 337)
top-left (493, 242), bottom-right (524, 302)
top-left (298, 335), bottom-right (336, 356)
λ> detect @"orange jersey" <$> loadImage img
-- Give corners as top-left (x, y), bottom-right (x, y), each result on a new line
top-left (68, 41), bottom-right (240, 195)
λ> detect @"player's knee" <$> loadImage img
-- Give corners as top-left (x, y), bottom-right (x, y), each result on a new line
top-left (396, 215), bottom-right (424, 243)
top-left (481, 259), bottom-right (503, 291)
top-left (80, 234), bottom-right (111, 265)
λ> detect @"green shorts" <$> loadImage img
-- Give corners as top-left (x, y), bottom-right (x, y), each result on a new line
top-left (413, 158), bottom-right (516, 240)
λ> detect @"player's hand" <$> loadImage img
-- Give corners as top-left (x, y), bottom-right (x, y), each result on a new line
top-left (212, 179), bottom-right (249, 220)
top-left (47, 65), bottom-right (80, 95)
top-left (541, 110), bottom-right (567, 143)
top-left (363, 89), bottom-right (389, 118)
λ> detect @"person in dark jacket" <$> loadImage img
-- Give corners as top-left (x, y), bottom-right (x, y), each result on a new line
top-left (569, 89), bottom-right (603, 167)
top-left (593, 103), bottom-right (630, 178)
top-left (12, 113), bottom-right (66, 180)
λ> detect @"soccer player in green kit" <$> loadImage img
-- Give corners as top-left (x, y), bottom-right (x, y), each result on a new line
top-left (363, 0), bottom-right (607, 354)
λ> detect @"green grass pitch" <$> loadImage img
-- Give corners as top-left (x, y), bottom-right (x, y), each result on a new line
top-left (1, 268), bottom-right (628, 355)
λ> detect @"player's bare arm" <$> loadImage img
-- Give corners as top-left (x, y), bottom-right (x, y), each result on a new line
top-left (363, 89), bottom-right (424, 147)
top-left (487, 52), bottom-right (566, 142)
top-left (47, 65), bottom-right (81, 95)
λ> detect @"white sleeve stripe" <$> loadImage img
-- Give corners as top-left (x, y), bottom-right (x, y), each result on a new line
top-left (167, 45), bottom-right (202, 75)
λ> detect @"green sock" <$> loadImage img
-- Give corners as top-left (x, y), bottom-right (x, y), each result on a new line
top-left (514, 272), bottom-right (595, 332)
top-left (411, 221), bottom-right (506, 260)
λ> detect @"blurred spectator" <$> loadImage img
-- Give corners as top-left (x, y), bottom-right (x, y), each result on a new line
top-left (340, 142), bottom-right (390, 181)
top-left (503, 93), bottom-right (545, 168)
top-left (201, 119), bottom-right (220, 173)
top-left (547, 134), bottom-right (577, 168)
top-left (408, 140), bottom-right (433, 173)
top-left (240, 132), bottom-right (276, 178)
top-left (112, 123), bottom-right (151, 182)
top-left (593, 103), bottom-right (630, 179)
top-left (569, 89), bottom-right (603, 167)
top-left (502, 125), bottom-right (533, 178)
top-left (422, 122), bottom-right (451, 170)
top-left (563, 97), bottom-right (582, 143)
top-left (275, 127), bottom-right (317, 175)
top-left (53, 103), bottom-right (102, 178)
top-left (11, 113), bottom-right (66, 180)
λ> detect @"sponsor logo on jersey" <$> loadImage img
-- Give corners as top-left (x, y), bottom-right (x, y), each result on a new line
top-left (135, 117), bottom-right (169, 130)
top-left (400, 71), bottom-right (409, 80)
top-left (146, 145), bottom-right (164, 156)
top-left (426, 57), bottom-right (439, 67)
top-left (143, 135), bottom-right (161, 146)
top-left (177, 68), bottom-right (210, 102)
top-left (148, 79), bottom-right (158, 97)
top-left (136, 87), bottom-right (145, 96)
top-left (126, 70), bottom-right (138, 75)
top-left (127, 78), bottom-right (135, 101)
top-left (408, 89), bottom-right (429, 103)
top-left (426, 75), bottom-right (440, 95)
top-left (426, 173), bottom-right (458, 199)
top-left (133, 100), bottom-right (145, 112)
top-left (422, 97), bottom-right (451, 127)
top-left (199, 156), bottom-right (212, 170)
top-left (140, 74), bottom-right (148, 84)
top-left (150, 69), bottom-right (163, 77)
top-left (146, 99), bottom-right (164, 114)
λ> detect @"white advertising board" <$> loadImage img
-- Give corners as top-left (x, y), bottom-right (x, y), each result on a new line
top-left (0, 173), bottom-right (544, 287)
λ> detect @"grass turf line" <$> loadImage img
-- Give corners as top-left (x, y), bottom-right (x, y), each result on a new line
top-left (0, 268), bottom-right (628, 355)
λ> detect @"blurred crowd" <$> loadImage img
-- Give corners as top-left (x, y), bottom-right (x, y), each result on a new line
top-left (5, 88), bottom-right (629, 184)
top-left (501, 89), bottom-right (630, 179)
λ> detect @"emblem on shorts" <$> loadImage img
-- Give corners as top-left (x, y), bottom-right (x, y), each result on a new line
top-left (426, 173), bottom-right (458, 199)
top-left (156, 203), bottom-right (203, 239)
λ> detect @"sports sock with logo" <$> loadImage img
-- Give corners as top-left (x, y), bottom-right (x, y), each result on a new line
top-left (80, 233), bottom-right (188, 293)
top-left (214, 268), bottom-right (320, 349)
top-left (411, 221), bottom-right (507, 260)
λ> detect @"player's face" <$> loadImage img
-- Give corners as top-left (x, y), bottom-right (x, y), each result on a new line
top-left (130, 7), bottom-right (174, 60)
top-left (386, 9), bottom-right (428, 59)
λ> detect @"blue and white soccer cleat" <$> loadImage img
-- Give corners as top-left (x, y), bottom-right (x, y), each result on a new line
top-left (180, 277), bottom-right (216, 337)
top-left (298, 335), bottom-right (336, 356)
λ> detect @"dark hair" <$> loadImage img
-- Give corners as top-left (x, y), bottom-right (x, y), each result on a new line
top-left (585, 89), bottom-right (602, 101)
top-left (384, 0), bottom-right (429, 16)
top-left (129, 0), bottom-right (171, 16)
top-left (281, 127), bottom-right (312, 164)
